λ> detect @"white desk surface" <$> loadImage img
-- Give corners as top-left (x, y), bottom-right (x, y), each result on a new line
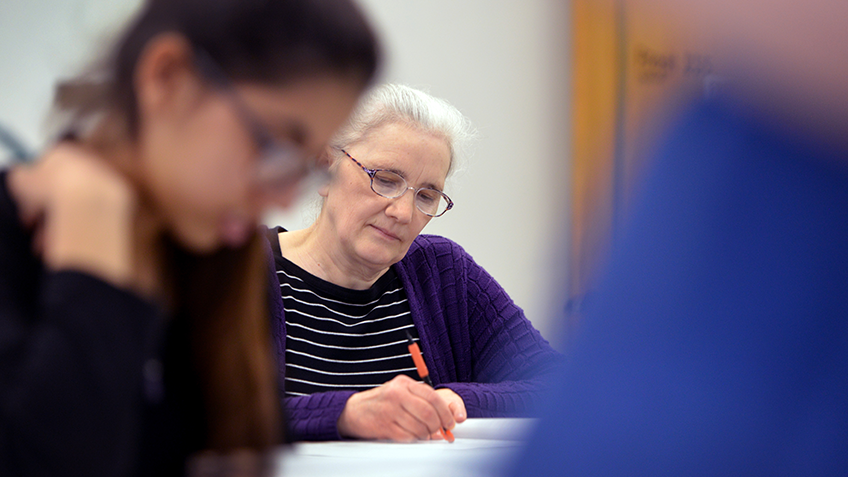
top-left (273, 418), bottom-right (537, 477)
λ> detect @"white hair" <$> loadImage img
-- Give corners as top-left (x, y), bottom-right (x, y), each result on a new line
top-left (329, 84), bottom-right (476, 178)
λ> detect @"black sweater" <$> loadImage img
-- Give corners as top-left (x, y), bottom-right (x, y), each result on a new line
top-left (0, 169), bottom-right (204, 476)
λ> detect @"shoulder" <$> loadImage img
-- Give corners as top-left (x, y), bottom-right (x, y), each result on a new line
top-left (403, 234), bottom-right (470, 262)
top-left (396, 234), bottom-right (479, 283)
top-left (260, 225), bottom-right (281, 261)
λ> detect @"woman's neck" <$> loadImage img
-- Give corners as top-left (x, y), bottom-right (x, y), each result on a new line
top-left (279, 222), bottom-right (388, 290)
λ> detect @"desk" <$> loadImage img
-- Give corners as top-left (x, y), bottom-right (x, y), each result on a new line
top-left (274, 418), bottom-right (536, 477)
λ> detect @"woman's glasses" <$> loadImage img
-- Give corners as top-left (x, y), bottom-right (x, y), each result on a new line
top-left (341, 149), bottom-right (453, 217)
top-left (194, 49), bottom-right (320, 191)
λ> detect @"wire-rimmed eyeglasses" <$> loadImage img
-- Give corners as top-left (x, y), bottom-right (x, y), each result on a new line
top-left (341, 149), bottom-right (454, 217)
top-left (194, 49), bottom-right (321, 190)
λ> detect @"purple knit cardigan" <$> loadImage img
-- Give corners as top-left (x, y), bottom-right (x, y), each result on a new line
top-left (266, 234), bottom-right (562, 441)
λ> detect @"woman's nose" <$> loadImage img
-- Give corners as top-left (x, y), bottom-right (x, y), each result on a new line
top-left (386, 188), bottom-right (416, 223)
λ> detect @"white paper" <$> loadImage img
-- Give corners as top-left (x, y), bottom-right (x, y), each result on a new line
top-left (274, 418), bottom-right (537, 477)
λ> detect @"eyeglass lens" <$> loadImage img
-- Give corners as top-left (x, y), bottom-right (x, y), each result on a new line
top-left (370, 170), bottom-right (450, 217)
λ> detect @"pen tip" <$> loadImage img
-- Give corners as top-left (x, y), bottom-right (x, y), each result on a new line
top-left (405, 330), bottom-right (414, 343)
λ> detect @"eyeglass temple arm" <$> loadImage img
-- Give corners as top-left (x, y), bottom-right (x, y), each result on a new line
top-left (341, 149), bottom-right (377, 176)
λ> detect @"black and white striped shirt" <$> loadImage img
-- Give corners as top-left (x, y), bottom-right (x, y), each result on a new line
top-left (271, 235), bottom-right (423, 397)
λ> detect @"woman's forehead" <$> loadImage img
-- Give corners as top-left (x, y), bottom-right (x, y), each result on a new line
top-left (354, 122), bottom-right (451, 175)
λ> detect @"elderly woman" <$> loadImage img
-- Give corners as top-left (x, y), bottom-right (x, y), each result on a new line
top-left (266, 84), bottom-right (560, 442)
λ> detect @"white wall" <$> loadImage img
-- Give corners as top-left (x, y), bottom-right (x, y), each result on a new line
top-left (0, 0), bottom-right (571, 342)
top-left (0, 0), bottom-right (142, 159)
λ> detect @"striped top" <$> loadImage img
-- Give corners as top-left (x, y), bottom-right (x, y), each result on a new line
top-left (272, 245), bottom-right (423, 397)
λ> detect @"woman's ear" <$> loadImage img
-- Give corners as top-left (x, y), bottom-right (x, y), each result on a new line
top-left (315, 146), bottom-right (334, 171)
top-left (134, 33), bottom-right (203, 123)
top-left (317, 146), bottom-right (338, 198)
top-left (317, 181), bottom-right (330, 198)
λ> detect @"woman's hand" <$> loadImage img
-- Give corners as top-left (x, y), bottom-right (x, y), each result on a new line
top-left (435, 387), bottom-right (467, 422)
top-left (337, 375), bottom-right (457, 442)
top-left (425, 388), bottom-right (467, 440)
top-left (9, 142), bottom-right (137, 288)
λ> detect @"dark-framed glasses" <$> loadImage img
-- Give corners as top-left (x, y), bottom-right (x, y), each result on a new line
top-left (341, 149), bottom-right (454, 217)
top-left (194, 49), bottom-right (321, 190)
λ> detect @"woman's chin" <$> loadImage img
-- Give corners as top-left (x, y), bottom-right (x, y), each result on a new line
top-left (356, 242), bottom-right (406, 269)
top-left (171, 232), bottom-right (220, 254)
top-left (218, 214), bottom-right (254, 249)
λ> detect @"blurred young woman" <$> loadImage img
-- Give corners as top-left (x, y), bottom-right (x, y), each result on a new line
top-left (0, 0), bottom-right (378, 475)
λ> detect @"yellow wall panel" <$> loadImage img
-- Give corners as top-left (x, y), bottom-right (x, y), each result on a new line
top-left (569, 0), bottom-right (716, 314)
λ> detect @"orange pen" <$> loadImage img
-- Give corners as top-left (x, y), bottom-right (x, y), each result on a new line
top-left (405, 330), bottom-right (455, 443)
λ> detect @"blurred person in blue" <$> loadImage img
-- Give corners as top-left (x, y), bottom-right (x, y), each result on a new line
top-left (512, 0), bottom-right (848, 475)
top-left (0, 0), bottom-right (378, 475)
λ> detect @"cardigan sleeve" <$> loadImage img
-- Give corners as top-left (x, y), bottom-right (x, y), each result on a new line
top-left (446, 248), bottom-right (562, 416)
top-left (402, 236), bottom-right (563, 418)
top-left (283, 390), bottom-right (357, 441)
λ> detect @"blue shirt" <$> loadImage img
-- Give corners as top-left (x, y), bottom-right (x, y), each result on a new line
top-left (512, 98), bottom-right (848, 475)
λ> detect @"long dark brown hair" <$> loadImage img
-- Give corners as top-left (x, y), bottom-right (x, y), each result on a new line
top-left (54, 0), bottom-right (379, 451)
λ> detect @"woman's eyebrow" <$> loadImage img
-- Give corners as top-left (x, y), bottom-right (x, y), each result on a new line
top-left (383, 166), bottom-right (406, 177)
top-left (421, 181), bottom-right (444, 192)
top-left (367, 163), bottom-right (406, 178)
